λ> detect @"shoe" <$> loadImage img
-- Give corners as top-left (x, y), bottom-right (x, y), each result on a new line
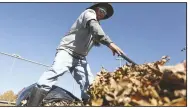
top-left (82, 98), bottom-right (89, 105)
top-left (27, 86), bottom-right (48, 106)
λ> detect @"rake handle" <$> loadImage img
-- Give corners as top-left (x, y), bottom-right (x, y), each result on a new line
top-left (119, 54), bottom-right (137, 65)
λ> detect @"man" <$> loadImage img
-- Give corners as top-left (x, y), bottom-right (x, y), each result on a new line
top-left (27, 3), bottom-right (125, 106)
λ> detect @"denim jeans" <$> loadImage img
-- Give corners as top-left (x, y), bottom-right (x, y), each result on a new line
top-left (37, 50), bottom-right (94, 100)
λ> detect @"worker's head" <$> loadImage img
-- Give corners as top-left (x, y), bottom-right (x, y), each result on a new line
top-left (95, 7), bottom-right (107, 20)
top-left (87, 3), bottom-right (114, 20)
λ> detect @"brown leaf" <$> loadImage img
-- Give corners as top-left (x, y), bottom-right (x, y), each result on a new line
top-left (130, 78), bottom-right (141, 86)
top-left (116, 88), bottom-right (125, 97)
top-left (174, 89), bottom-right (186, 97)
top-left (110, 78), bottom-right (117, 89)
top-left (105, 93), bottom-right (115, 101)
top-left (123, 97), bottom-right (131, 103)
top-left (149, 87), bottom-right (159, 98)
top-left (170, 99), bottom-right (186, 106)
top-left (158, 100), bottom-right (163, 106)
top-left (150, 98), bottom-right (158, 106)
top-left (131, 99), bottom-right (153, 106)
top-left (171, 98), bottom-right (185, 104)
top-left (133, 87), bottom-right (137, 92)
top-left (91, 98), bottom-right (103, 106)
top-left (163, 97), bottom-right (170, 103)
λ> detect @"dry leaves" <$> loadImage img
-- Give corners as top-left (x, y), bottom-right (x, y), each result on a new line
top-left (87, 56), bottom-right (186, 106)
top-left (43, 100), bottom-right (83, 106)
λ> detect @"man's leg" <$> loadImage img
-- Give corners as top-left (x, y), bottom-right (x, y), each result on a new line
top-left (72, 58), bottom-right (94, 101)
top-left (27, 50), bottom-right (73, 106)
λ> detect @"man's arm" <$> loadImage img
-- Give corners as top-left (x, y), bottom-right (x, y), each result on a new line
top-left (88, 20), bottom-right (113, 46)
top-left (87, 20), bottom-right (125, 55)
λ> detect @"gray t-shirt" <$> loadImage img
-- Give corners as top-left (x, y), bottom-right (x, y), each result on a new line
top-left (57, 9), bottom-right (112, 57)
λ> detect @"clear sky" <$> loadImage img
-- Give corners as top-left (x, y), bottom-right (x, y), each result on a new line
top-left (0, 3), bottom-right (186, 99)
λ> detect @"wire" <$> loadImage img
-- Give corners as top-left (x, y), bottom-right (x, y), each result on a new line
top-left (0, 51), bottom-right (50, 67)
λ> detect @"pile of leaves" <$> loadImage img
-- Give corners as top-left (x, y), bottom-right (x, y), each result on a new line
top-left (86, 56), bottom-right (186, 106)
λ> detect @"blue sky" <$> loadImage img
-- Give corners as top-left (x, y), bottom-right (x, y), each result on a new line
top-left (0, 3), bottom-right (186, 99)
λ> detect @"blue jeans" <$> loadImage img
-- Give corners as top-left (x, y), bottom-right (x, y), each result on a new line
top-left (37, 50), bottom-right (94, 100)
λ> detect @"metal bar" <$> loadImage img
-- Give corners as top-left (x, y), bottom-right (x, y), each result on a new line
top-left (9, 58), bottom-right (16, 74)
top-left (116, 57), bottom-right (123, 67)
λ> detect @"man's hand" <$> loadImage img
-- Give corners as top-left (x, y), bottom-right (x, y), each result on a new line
top-left (108, 43), bottom-right (125, 56)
